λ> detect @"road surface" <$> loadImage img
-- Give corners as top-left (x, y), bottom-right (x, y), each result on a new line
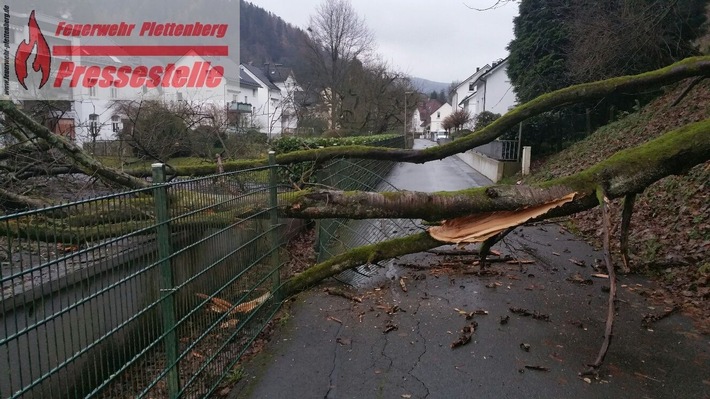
top-left (230, 139), bottom-right (709, 399)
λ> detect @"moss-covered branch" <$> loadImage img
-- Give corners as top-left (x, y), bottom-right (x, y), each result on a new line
top-left (281, 232), bottom-right (442, 296)
top-left (272, 56), bottom-right (710, 165)
top-left (283, 118), bottom-right (710, 220)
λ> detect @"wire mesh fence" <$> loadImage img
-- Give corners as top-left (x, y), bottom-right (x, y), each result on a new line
top-left (0, 161), bottom-right (292, 398)
top-left (313, 136), bottom-right (422, 285)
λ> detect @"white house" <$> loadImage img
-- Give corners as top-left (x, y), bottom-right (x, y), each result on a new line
top-left (264, 66), bottom-right (301, 134)
top-left (410, 108), bottom-right (423, 134)
top-left (241, 64), bottom-right (297, 139)
top-left (410, 99), bottom-right (442, 136)
top-left (450, 64), bottom-right (491, 128)
top-left (459, 58), bottom-right (516, 126)
top-left (429, 102), bottom-right (452, 134)
top-left (72, 51), bottom-right (243, 146)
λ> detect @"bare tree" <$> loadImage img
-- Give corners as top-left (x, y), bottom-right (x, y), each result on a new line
top-left (443, 109), bottom-right (472, 132)
top-left (305, 0), bottom-right (375, 130)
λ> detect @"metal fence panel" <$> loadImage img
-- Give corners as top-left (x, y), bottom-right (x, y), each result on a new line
top-left (314, 137), bottom-right (421, 285)
top-left (0, 163), bottom-right (289, 398)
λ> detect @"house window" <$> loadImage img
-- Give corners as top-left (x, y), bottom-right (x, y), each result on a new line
top-left (233, 94), bottom-right (238, 102)
top-left (176, 92), bottom-right (183, 101)
top-left (469, 82), bottom-right (474, 91)
top-left (110, 86), bottom-right (118, 98)
top-left (252, 89), bottom-right (256, 96)
top-left (89, 84), bottom-right (97, 97)
top-left (437, 112), bottom-right (440, 118)
top-left (89, 114), bottom-right (99, 137)
top-left (245, 96), bottom-right (248, 103)
top-left (111, 115), bottom-right (120, 133)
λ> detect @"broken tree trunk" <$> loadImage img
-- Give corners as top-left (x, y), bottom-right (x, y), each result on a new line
top-left (279, 120), bottom-right (709, 296)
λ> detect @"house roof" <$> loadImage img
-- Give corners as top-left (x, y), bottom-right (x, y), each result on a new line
top-left (479, 57), bottom-right (509, 80)
top-left (416, 99), bottom-right (443, 124)
top-left (242, 64), bottom-right (281, 91)
top-left (239, 69), bottom-right (261, 89)
top-left (454, 64), bottom-right (491, 91)
top-left (458, 57), bottom-right (509, 106)
top-left (266, 66), bottom-right (296, 83)
top-left (210, 57), bottom-right (241, 81)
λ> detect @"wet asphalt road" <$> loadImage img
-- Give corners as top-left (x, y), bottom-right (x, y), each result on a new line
top-left (231, 140), bottom-right (710, 399)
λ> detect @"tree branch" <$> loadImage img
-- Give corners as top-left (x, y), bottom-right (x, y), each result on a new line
top-left (275, 56), bottom-right (710, 165)
top-left (282, 119), bottom-right (709, 220)
top-left (0, 101), bottom-right (149, 189)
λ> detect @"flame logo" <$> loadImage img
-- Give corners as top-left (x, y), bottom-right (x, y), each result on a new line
top-left (15, 11), bottom-right (52, 90)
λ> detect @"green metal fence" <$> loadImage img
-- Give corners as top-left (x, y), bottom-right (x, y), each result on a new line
top-left (0, 158), bottom-right (292, 398)
top-left (314, 136), bottom-right (422, 285)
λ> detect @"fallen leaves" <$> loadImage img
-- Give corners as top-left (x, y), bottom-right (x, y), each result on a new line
top-left (641, 306), bottom-right (680, 328)
top-left (399, 277), bottom-right (408, 292)
top-left (525, 365), bottom-right (550, 372)
top-left (566, 274), bottom-right (593, 285)
top-left (451, 322), bottom-right (477, 349)
top-left (384, 320), bottom-right (398, 334)
top-left (454, 308), bottom-right (488, 320)
top-left (509, 307), bottom-right (551, 322)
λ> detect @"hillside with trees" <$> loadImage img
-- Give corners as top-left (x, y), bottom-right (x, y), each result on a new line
top-left (239, 1), bottom-right (312, 82)
top-left (507, 0), bottom-right (708, 153)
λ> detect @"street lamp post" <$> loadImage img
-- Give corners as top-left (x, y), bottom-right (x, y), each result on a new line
top-left (404, 91), bottom-right (413, 148)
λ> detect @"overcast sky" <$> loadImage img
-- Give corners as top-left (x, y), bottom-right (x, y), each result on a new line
top-left (247, 0), bottom-right (519, 84)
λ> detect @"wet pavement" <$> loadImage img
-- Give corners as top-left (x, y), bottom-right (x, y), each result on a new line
top-left (230, 140), bottom-right (710, 399)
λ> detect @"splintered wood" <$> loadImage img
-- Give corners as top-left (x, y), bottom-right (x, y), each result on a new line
top-left (428, 193), bottom-right (576, 243)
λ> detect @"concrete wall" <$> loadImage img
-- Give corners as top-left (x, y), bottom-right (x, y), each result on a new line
top-left (456, 150), bottom-right (520, 183)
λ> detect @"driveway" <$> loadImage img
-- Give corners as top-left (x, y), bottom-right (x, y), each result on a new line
top-left (230, 140), bottom-right (709, 399)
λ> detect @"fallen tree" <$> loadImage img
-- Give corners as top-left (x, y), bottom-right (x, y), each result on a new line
top-left (280, 118), bottom-right (709, 295)
top-left (3, 58), bottom-right (709, 375)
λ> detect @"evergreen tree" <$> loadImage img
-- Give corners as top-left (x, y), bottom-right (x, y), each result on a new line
top-left (437, 89), bottom-right (447, 104)
top-left (507, 0), bottom-right (572, 103)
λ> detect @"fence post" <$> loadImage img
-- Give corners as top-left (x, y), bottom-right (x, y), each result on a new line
top-left (152, 163), bottom-right (180, 398)
top-left (521, 146), bottom-right (532, 176)
top-left (268, 152), bottom-right (281, 299)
